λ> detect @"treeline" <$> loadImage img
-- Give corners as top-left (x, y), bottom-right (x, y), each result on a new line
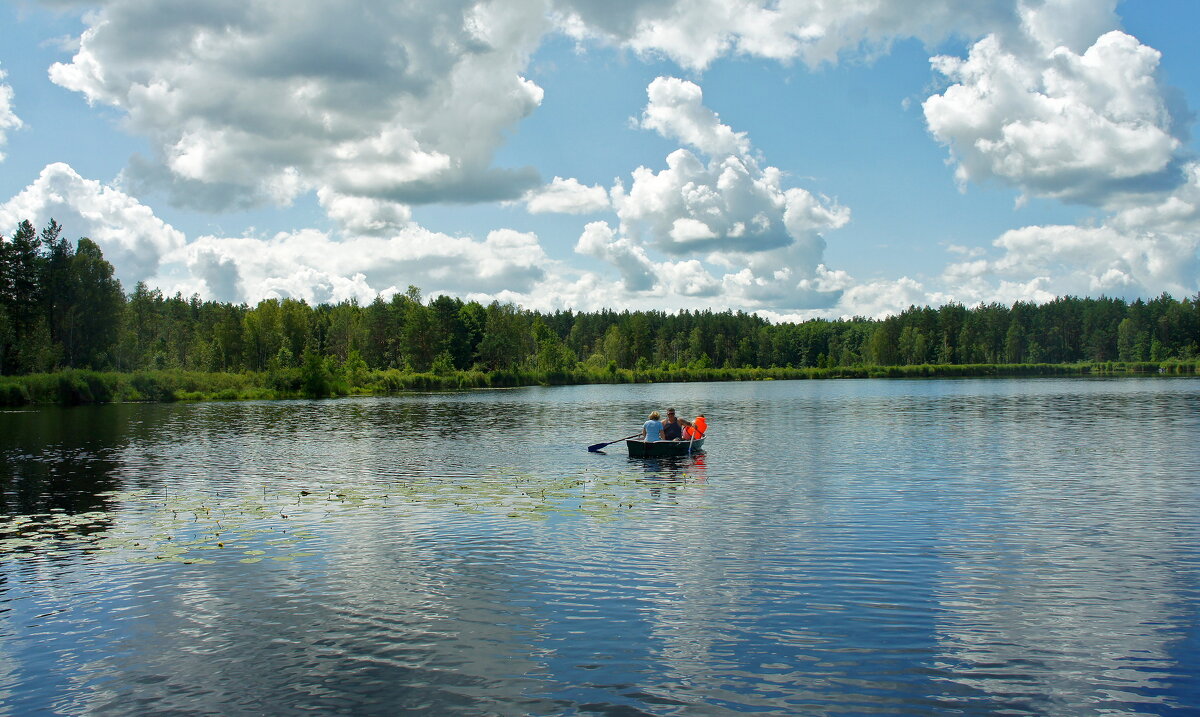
top-left (3, 219), bottom-right (1200, 389)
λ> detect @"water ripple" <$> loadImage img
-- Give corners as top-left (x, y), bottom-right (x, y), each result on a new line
top-left (2, 379), bottom-right (1199, 713)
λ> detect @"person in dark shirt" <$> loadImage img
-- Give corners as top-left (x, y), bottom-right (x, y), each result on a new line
top-left (662, 407), bottom-right (683, 441)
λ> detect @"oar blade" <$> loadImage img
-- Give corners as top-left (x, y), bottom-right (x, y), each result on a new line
top-left (588, 433), bottom-right (638, 452)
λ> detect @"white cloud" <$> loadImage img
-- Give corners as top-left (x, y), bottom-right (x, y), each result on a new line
top-left (15, 0), bottom-right (1196, 321)
top-left (834, 277), bottom-right (937, 319)
top-left (190, 248), bottom-right (246, 304)
top-left (906, 0), bottom-right (1200, 313)
top-left (946, 226), bottom-right (1199, 303)
top-left (584, 77), bottom-right (849, 311)
top-left (0, 163), bottom-right (560, 308)
top-left (317, 189), bottom-right (412, 237)
top-left (575, 220), bottom-right (658, 292)
top-left (158, 224), bottom-right (552, 306)
top-left (0, 65), bottom-right (21, 161)
top-left (924, 29), bottom-right (1185, 207)
top-left (524, 176), bottom-right (610, 214)
top-left (0, 163), bottom-right (185, 288)
top-left (640, 76), bottom-right (748, 157)
top-left (1111, 161), bottom-right (1200, 237)
top-left (555, 0), bottom-right (1023, 71)
top-left (933, 162), bottom-right (1200, 305)
top-left (48, 0), bottom-right (550, 211)
top-left (614, 79), bottom-right (849, 260)
top-left (1016, 0), bottom-right (1120, 54)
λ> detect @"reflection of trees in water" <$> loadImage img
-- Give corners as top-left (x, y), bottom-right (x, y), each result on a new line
top-left (0, 405), bottom-right (131, 514)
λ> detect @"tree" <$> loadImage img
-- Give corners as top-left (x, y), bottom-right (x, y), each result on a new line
top-left (601, 324), bottom-right (627, 367)
top-left (323, 301), bottom-right (361, 361)
top-left (279, 298), bottom-right (312, 362)
top-left (0, 221), bottom-right (51, 372)
top-left (867, 321), bottom-right (899, 366)
top-left (1117, 317), bottom-right (1144, 362)
top-left (0, 221), bottom-right (41, 313)
top-left (898, 324), bottom-right (929, 365)
top-left (399, 289), bottom-right (437, 372)
top-left (532, 318), bottom-right (576, 373)
top-left (299, 346), bottom-right (334, 397)
top-left (61, 238), bottom-right (124, 368)
top-left (430, 294), bottom-right (471, 368)
top-left (477, 301), bottom-right (529, 370)
top-left (1004, 320), bottom-right (1025, 364)
top-left (362, 296), bottom-right (398, 369)
top-left (242, 299), bottom-right (284, 371)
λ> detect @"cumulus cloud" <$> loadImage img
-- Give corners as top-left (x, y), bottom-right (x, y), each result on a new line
top-left (0, 163), bottom-right (185, 288)
top-left (191, 249), bottom-right (246, 304)
top-left (575, 220), bottom-right (657, 291)
top-left (639, 76), bottom-right (748, 157)
top-left (616, 78), bottom-right (849, 259)
top-left (555, 0), bottom-right (1022, 70)
top-left (583, 77), bottom-right (848, 311)
top-left (924, 27), bottom-right (1186, 207)
top-left (18, 0), bottom-right (1196, 321)
top-left (157, 224), bottom-right (552, 306)
top-left (0, 163), bottom-right (560, 308)
top-left (49, 0), bottom-right (550, 211)
top-left (524, 177), bottom-right (610, 214)
top-left (908, 1), bottom-right (1200, 309)
top-left (575, 220), bottom-right (724, 297)
top-left (0, 65), bottom-right (21, 161)
top-left (317, 189), bottom-right (413, 237)
top-left (941, 162), bottom-right (1200, 302)
top-left (833, 277), bottom-right (940, 319)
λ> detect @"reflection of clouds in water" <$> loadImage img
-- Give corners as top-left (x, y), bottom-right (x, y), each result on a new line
top-left (4, 380), bottom-right (1199, 712)
top-left (931, 514), bottom-right (1187, 710)
top-left (925, 406), bottom-right (1195, 710)
top-left (612, 471), bottom-right (836, 709)
top-left (287, 514), bottom-right (558, 712)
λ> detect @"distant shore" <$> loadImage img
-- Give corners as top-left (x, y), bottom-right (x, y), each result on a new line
top-left (3, 361), bottom-right (1196, 406)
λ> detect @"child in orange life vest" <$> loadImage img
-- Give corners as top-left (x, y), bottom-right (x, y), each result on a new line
top-left (682, 414), bottom-right (707, 439)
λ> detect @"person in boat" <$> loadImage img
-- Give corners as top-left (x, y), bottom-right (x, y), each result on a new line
top-left (662, 408), bottom-right (684, 441)
top-left (640, 411), bottom-right (665, 442)
top-left (682, 414), bottom-right (707, 440)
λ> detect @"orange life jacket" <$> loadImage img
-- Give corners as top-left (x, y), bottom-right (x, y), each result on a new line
top-left (685, 415), bottom-right (707, 438)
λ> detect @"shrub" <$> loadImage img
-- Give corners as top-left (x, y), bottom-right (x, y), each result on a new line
top-left (0, 381), bottom-right (29, 406)
top-left (56, 371), bottom-right (94, 405)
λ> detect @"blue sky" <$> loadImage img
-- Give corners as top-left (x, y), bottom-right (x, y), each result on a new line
top-left (1, 0), bottom-right (1197, 318)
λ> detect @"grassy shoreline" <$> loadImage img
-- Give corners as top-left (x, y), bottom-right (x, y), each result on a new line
top-left (2, 360), bottom-right (1198, 406)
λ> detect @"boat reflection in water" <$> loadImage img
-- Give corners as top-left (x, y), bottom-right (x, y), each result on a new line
top-left (630, 450), bottom-right (709, 502)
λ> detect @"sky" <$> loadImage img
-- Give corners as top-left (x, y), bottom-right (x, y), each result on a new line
top-left (1, 0), bottom-right (1198, 320)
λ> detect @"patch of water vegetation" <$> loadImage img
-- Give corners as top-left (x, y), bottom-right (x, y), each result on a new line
top-left (0, 468), bottom-right (707, 566)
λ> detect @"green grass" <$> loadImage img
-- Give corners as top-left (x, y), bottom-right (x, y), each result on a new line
top-left (1, 360), bottom-right (1195, 406)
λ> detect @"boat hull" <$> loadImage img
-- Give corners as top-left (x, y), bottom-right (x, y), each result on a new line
top-left (625, 438), bottom-right (704, 457)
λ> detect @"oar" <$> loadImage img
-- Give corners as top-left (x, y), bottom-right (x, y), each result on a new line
top-left (588, 433), bottom-right (640, 452)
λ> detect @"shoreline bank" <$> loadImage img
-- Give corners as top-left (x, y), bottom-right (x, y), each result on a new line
top-left (3, 360), bottom-right (1196, 406)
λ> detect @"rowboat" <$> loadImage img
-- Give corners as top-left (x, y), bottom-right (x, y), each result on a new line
top-left (626, 438), bottom-right (705, 458)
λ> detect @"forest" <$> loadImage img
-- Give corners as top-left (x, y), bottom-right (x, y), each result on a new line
top-left (3, 219), bottom-right (1199, 402)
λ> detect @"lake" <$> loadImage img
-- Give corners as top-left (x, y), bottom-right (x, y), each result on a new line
top-left (2, 377), bottom-right (1199, 715)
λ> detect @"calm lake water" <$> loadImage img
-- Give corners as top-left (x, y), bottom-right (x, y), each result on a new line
top-left (2, 377), bottom-right (1199, 715)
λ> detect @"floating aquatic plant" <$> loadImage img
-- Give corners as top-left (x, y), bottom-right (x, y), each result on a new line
top-left (0, 469), bottom-right (705, 567)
